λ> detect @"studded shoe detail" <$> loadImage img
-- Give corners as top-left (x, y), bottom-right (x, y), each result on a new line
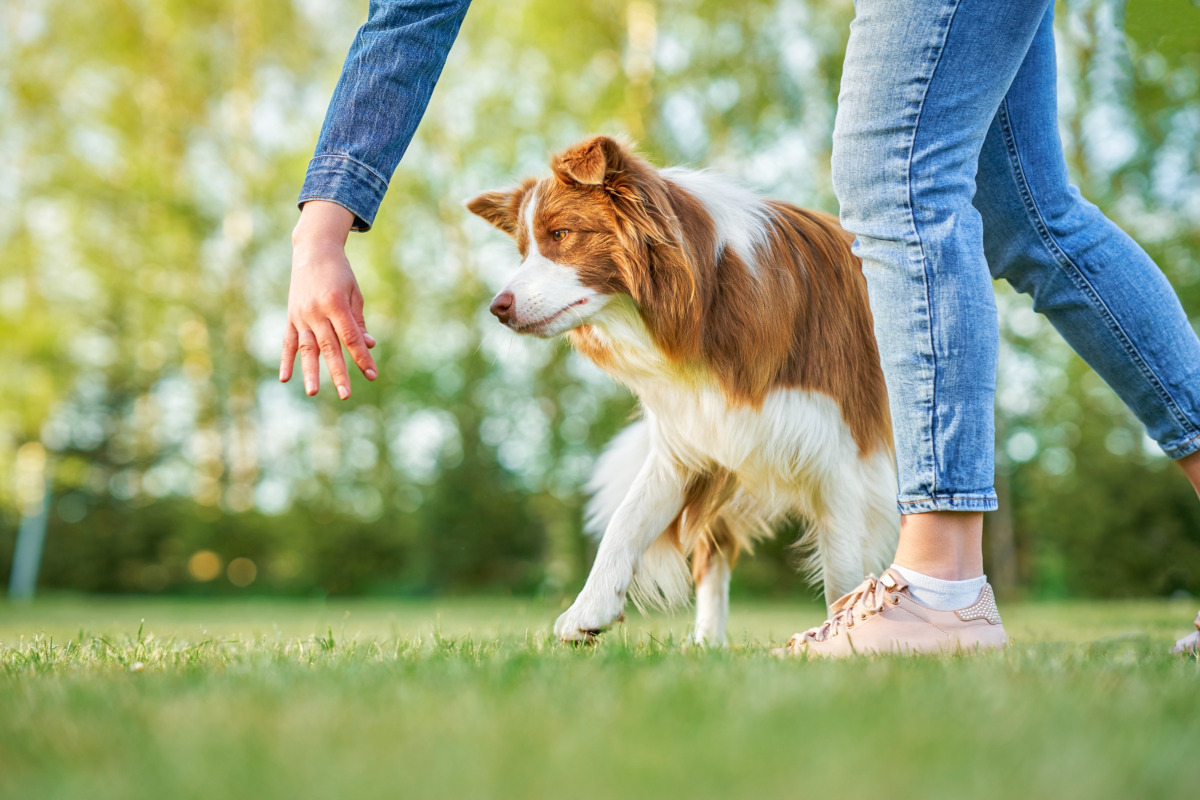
top-left (955, 584), bottom-right (1002, 625)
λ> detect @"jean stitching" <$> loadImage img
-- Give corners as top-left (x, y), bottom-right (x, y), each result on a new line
top-left (897, 496), bottom-right (995, 504)
top-left (996, 98), bottom-right (1198, 438)
top-left (310, 153), bottom-right (391, 189)
top-left (895, 494), bottom-right (999, 514)
top-left (1165, 430), bottom-right (1200, 459)
top-left (903, 0), bottom-right (963, 500)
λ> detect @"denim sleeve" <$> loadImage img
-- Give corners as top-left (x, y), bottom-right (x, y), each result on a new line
top-left (297, 0), bottom-right (472, 232)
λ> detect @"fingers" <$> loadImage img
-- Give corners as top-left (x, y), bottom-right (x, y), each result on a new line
top-left (313, 319), bottom-right (352, 400)
top-left (329, 304), bottom-right (377, 381)
top-left (285, 280), bottom-right (376, 399)
top-left (291, 323), bottom-right (362, 399)
top-left (350, 293), bottom-right (377, 350)
top-left (297, 328), bottom-right (321, 396)
top-left (280, 324), bottom-right (299, 382)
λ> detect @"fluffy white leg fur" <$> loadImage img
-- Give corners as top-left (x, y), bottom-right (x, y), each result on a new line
top-left (692, 550), bottom-right (731, 646)
top-left (807, 447), bottom-right (899, 609)
top-left (812, 504), bottom-right (873, 610)
top-left (579, 418), bottom-right (897, 632)
top-left (556, 449), bottom-right (687, 642)
top-left (583, 420), bottom-right (650, 538)
top-left (584, 420), bottom-right (691, 613)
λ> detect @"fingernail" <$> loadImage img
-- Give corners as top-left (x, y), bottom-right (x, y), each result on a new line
top-left (337, 385), bottom-right (349, 400)
top-left (305, 381), bottom-right (316, 395)
top-left (365, 333), bottom-right (377, 345)
top-left (365, 368), bottom-right (377, 380)
top-left (279, 369), bottom-right (286, 381)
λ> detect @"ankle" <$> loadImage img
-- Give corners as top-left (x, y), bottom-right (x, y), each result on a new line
top-left (891, 558), bottom-right (984, 582)
top-left (892, 511), bottom-right (985, 580)
top-left (1178, 450), bottom-right (1200, 499)
top-left (890, 564), bottom-right (986, 610)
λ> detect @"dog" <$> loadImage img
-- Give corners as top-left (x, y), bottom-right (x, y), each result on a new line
top-left (467, 136), bottom-right (898, 645)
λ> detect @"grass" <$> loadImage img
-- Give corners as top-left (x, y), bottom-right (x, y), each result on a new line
top-left (1, 596), bottom-right (1197, 800)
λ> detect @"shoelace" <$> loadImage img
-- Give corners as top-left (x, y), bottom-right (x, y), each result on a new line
top-left (791, 574), bottom-right (899, 645)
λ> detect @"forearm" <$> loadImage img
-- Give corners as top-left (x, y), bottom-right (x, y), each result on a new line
top-left (298, 0), bottom-right (472, 232)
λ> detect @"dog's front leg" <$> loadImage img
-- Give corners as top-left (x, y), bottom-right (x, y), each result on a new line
top-left (555, 452), bottom-right (686, 642)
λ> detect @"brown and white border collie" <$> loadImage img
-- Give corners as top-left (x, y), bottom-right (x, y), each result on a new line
top-left (468, 136), bottom-right (898, 645)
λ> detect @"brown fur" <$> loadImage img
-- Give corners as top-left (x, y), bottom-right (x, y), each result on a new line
top-left (467, 135), bottom-right (891, 456)
top-left (659, 468), bottom-right (745, 586)
top-left (692, 518), bottom-right (739, 586)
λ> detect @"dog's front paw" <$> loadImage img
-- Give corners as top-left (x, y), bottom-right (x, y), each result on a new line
top-left (554, 591), bottom-right (626, 643)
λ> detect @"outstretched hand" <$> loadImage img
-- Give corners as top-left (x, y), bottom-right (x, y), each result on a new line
top-left (281, 201), bottom-right (377, 399)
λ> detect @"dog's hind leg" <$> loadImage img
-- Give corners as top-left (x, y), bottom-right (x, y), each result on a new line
top-left (691, 522), bottom-right (737, 646)
top-left (555, 450), bottom-right (688, 642)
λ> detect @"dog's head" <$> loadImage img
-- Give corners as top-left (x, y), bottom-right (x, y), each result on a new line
top-left (467, 135), bottom-right (690, 340)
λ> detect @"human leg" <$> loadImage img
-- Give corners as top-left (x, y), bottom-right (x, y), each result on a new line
top-left (974, 8), bottom-right (1200, 463)
top-left (971, 10), bottom-right (1200, 653)
top-left (781, 0), bottom-right (1056, 655)
top-left (1175, 454), bottom-right (1200, 651)
top-left (827, 0), bottom-right (1051, 600)
top-left (1178, 451), bottom-right (1200, 500)
top-left (892, 512), bottom-right (983, 580)
top-left (832, 0), bottom-right (1053, 522)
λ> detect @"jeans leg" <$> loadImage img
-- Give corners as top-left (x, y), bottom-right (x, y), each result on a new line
top-left (832, 0), bottom-right (1053, 513)
top-left (975, 10), bottom-right (1200, 459)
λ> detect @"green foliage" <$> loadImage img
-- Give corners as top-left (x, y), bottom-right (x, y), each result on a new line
top-left (1, 598), bottom-right (1198, 799)
top-left (2, 0), bottom-right (1200, 598)
top-left (1125, 0), bottom-right (1200, 70)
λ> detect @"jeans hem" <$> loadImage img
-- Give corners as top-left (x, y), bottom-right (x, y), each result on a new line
top-left (298, 155), bottom-right (389, 232)
top-left (1162, 431), bottom-right (1200, 461)
top-left (896, 492), bottom-right (998, 514)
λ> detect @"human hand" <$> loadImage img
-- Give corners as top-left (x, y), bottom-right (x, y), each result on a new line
top-left (281, 201), bottom-right (377, 399)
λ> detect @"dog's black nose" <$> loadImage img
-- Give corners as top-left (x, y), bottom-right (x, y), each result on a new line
top-left (490, 291), bottom-right (515, 323)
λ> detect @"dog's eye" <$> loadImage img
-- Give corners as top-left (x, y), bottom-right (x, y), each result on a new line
top-left (551, 229), bottom-right (570, 242)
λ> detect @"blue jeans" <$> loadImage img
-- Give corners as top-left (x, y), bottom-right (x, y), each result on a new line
top-left (832, 0), bottom-right (1200, 514)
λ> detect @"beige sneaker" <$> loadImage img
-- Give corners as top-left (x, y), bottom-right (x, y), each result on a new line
top-left (777, 568), bottom-right (1008, 658)
top-left (1173, 610), bottom-right (1199, 655)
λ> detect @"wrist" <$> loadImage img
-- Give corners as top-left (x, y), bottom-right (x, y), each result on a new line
top-left (293, 200), bottom-right (355, 247)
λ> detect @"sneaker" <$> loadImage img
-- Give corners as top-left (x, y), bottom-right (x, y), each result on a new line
top-left (777, 568), bottom-right (1008, 658)
top-left (1173, 610), bottom-right (1200, 655)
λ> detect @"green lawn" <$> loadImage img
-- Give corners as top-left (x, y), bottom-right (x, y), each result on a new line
top-left (1, 596), bottom-right (1197, 799)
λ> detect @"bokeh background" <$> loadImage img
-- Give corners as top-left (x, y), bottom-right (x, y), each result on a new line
top-left (3, 0), bottom-right (1199, 603)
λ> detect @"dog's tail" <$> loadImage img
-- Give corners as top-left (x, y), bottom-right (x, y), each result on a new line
top-left (584, 420), bottom-right (692, 612)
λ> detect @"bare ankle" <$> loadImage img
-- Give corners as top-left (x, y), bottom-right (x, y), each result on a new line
top-left (892, 511), bottom-right (985, 581)
top-left (1177, 450), bottom-right (1200, 500)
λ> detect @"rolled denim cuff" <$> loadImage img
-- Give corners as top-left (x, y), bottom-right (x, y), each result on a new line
top-left (896, 491), bottom-right (999, 515)
top-left (298, 154), bottom-right (389, 232)
top-left (1161, 430), bottom-right (1200, 460)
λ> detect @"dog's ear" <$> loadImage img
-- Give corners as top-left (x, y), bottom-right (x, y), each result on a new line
top-left (465, 182), bottom-right (530, 237)
top-left (551, 135), bottom-right (633, 187)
